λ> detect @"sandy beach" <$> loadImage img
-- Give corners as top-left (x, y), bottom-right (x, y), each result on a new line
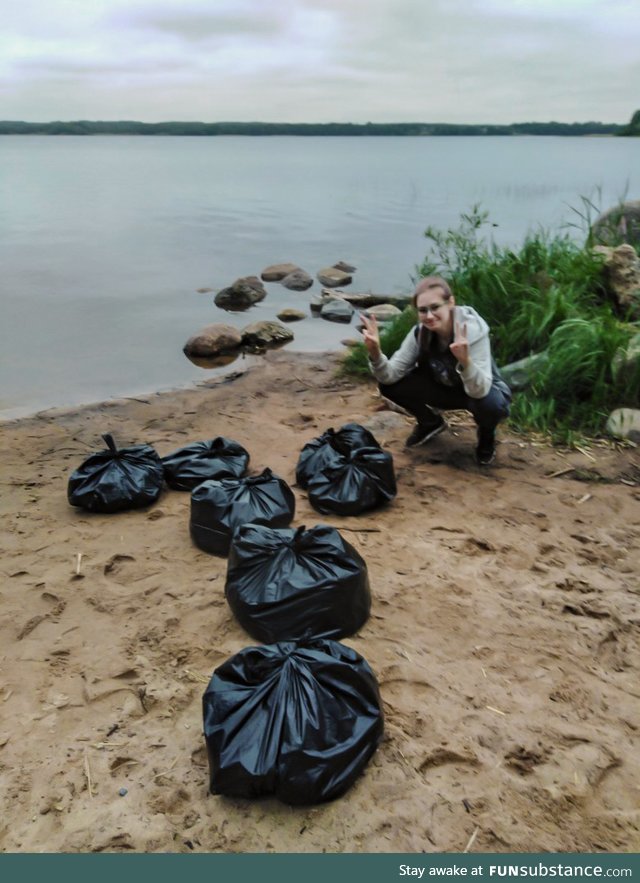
top-left (1, 349), bottom-right (639, 854)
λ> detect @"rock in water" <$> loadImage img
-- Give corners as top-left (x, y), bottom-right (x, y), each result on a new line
top-left (183, 324), bottom-right (243, 357)
top-left (317, 267), bottom-right (353, 287)
top-left (215, 277), bottom-right (266, 311)
top-left (321, 299), bottom-right (354, 323)
top-left (281, 269), bottom-right (313, 291)
top-left (261, 263), bottom-right (301, 282)
top-left (241, 321), bottom-right (294, 348)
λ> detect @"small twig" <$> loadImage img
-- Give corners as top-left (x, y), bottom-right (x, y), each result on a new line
top-left (217, 411), bottom-right (244, 420)
top-left (75, 553), bottom-right (83, 576)
top-left (84, 747), bottom-right (94, 798)
top-left (575, 445), bottom-right (596, 462)
top-left (463, 826), bottom-right (480, 853)
top-left (486, 705), bottom-right (507, 716)
top-left (329, 526), bottom-right (382, 533)
top-left (153, 758), bottom-right (178, 781)
top-left (548, 467), bottom-right (574, 478)
top-left (183, 669), bottom-right (210, 684)
top-left (576, 493), bottom-right (592, 505)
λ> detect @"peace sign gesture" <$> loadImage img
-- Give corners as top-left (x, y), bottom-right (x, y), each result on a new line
top-left (449, 319), bottom-right (470, 368)
top-left (360, 312), bottom-right (381, 360)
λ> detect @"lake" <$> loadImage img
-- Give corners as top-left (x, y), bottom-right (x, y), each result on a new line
top-left (0, 134), bottom-right (637, 419)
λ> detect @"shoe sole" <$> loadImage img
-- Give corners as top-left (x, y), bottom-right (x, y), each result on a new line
top-left (405, 422), bottom-right (447, 448)
top-left (476, 450), bottom-right (496, 465)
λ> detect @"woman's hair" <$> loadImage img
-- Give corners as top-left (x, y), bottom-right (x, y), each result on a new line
top-left (411, 276), bottom-right (453, 308)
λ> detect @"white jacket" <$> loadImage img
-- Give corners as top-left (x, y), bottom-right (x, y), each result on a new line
top-left (369, 305), bottom-right (496, 399)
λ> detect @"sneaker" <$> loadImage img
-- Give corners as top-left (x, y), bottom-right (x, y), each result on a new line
top-left (476, 427), bottom-right (496, 465)
top-left (405, 415), bottom-right (446, 448)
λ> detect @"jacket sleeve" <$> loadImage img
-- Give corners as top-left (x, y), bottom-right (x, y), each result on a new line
top-left (368, 329), bottom-right (419, 385)
top-left (456, 329), bottom-right (493, 398)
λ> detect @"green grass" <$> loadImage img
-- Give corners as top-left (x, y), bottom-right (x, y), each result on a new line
top-left (341, 205), bottom-right (640, 444)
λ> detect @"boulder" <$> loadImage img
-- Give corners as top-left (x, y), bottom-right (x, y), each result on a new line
top-left (317, 267), bottom-right (353, 287)
top-left (183, 324), bottom-right (242, 358)
top-left (499, 351), bottom-right (550, 392)
top-left (606, 408), bottom-right (640, 443)
top-left (333, 261), bottom-right (357, 273)
top-left (362, 304), bottom-right (402, 323)
top-left (215, 276), bottom-right (266, 311)
top-left (320, 299), bottom-right (355, 324)
top-left (281, 269), bottom-right (313, 291)
top-left (593, 244), bottom-right (640, 318)
top-left (612, 332), bottom-right (640, 380)
top-left (592, 200), bottom-right (640, 249)
top-left (277, 308), bottom-right (307, 322)
top-left (241, 320), bottom-right (294, 348)
top-left (311, 290), bottom-right (346, 315)
top-left (261, 263), bottom-right (300, 282)
top-left (322, 289), bottom-right (412, 309)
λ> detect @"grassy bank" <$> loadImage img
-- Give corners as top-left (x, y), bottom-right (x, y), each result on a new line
top-left (342, 206), bottom-right (640, 444)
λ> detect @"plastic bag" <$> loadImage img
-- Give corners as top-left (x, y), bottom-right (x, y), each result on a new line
top-left (306, 444), bottom-right (396, 516)
top-left (203, 639), bottom-right (383, 804)
top-left (161, 437), bottom-right (249, 491)
top-left (67, 433), bottom-right (164, 513)
top-left (295, 422), bottom-right (380, 489)
top-left (190, 468), bottom-right (296, 556)
top-left (225, 523), bottom-right (370, 643)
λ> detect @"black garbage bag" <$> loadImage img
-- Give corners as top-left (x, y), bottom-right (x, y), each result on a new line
top-left (203, 639), bottom-right (383, 804)
top-left (296, 422), bottom-right (380, 489)
top-left (306, 444), bottom-right (396, 516)
top-left (225, 523), bottom-right (370, 643)
top-left (67, 433), bottom-right (164, 513)
top-left (161, 437), bottom-right (249, 491)
top-left (190, 468), bottom-right (295, 556)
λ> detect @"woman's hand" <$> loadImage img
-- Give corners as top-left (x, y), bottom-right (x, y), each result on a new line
top-left (360, 313), bottom-right (381, 360)
top-left (449, 320), bottom-right (470, 368)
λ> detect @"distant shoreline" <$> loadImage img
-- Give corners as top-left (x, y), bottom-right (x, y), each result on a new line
top-left (0, 120), bottom-right (626, 137)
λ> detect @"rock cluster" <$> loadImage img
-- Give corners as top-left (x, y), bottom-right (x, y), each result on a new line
top-left (184, 321), bottom-right (293, 359)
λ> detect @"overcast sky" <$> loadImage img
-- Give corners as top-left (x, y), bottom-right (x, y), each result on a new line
top-left (2, 0), bottom-right (638, 124)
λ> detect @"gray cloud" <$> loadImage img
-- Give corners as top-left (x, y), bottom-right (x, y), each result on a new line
top-left (1, 0), bottom-right (637, 123)
top-left (110, 6), bottom-right (286, 42)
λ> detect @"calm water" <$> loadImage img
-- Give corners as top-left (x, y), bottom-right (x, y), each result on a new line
top-left (0, 135), bottom-right (637, 419)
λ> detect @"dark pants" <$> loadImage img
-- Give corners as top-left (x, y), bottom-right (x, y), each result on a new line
top-left (379, 369), bottom-right (511, 432)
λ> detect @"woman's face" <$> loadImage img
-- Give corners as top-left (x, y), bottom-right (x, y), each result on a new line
top-left (416, 288), bottom-right (455, 337)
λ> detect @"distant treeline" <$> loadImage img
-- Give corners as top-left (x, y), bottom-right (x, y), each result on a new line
top-left (0, 120), bottom-right (628, 137)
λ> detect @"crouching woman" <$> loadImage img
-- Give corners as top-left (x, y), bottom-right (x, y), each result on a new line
top-left (360, 275), bottom-right (511, 465)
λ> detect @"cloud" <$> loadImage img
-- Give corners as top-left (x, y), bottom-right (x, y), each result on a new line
top-left (0, 0), bottom-right (637, 123)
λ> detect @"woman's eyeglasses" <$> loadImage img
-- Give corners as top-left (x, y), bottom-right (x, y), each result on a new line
top-left (417, 302), bottom-right (447, 315)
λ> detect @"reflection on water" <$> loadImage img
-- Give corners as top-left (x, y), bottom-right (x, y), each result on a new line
top-left (184, 351), bottom-right (241, 370)
top-left (183, 337), bottom-right (293, 369)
